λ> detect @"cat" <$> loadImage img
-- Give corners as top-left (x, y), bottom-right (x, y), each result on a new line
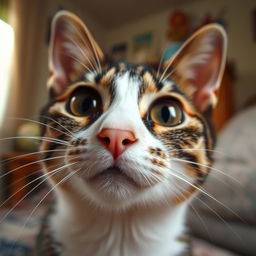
top-left (36, 10), bottom-right (227, 256)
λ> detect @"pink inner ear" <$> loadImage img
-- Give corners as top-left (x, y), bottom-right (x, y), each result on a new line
top-left (194, 90), bottom-right (212, 111)
top-left (48, 12), bottom-right (104, 96)
top-left (191, 50), bottom-right (223, 111)
top-left (193, 51), bottom-right (222, 87)
top-left (50, 29), bottom-right (74, 93)
top-left (49, 13), bottom-right (92, 95)
top-left (192, 54), bottom-right (221, 111)
top-left (165, 25), bottom-right (227, 112)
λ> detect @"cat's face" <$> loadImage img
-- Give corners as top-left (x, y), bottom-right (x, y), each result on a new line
top-left (40, 11), bottom-right (227, 210)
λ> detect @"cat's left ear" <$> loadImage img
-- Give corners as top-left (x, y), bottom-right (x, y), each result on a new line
top-left (162, 24), bottom-right (227, 112)
top-left (47, 11), bottom-right (104, 96)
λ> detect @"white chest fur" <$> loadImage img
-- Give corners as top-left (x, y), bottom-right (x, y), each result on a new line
top-left (50, 190), bottom-right (188, 256)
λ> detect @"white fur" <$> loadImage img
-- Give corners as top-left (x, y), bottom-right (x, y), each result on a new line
top-left (51, 189), bottom-right (188, 256)
top-left (51, 72), bottom-right (191, 255)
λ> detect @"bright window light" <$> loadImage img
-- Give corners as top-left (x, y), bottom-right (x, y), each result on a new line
top-left (0, 19), bottom-right (14, 129)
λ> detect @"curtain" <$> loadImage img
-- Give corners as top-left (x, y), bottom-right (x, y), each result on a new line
top-left (0, 0), bottom-right (49, 152)
top-left (0, 0), bottom-right (13, 153)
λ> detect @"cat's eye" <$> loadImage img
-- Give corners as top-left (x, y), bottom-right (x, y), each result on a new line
top-left (66, 87), bottom-right (102, 117)
top-left (149, 99), bottom-right (183, 127)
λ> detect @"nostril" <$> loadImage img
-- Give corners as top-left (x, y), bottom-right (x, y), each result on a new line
top-left (122, 139), bottom-right (130, 145)
top-left (97, 128), bottom-right (137, 158)
top-left (99, 136), bottom-right (110, 145)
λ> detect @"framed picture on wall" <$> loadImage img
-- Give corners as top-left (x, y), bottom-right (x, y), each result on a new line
top-left (132, 32), bottom-right (153, 63)
top-left (109, 42), bottom-right (127, 62)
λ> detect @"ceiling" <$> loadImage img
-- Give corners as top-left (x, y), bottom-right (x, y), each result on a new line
top-left (75, 0), bottom-right (195, 28)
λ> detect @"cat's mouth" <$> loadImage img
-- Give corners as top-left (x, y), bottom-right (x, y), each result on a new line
top-left (87, 166), bottom-right (141, 188)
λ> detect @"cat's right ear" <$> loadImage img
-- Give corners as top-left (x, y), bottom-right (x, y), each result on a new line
top-left (47, 11), bottom-right (104, 96)
top-left (161, 24), bottom-right (227, 112)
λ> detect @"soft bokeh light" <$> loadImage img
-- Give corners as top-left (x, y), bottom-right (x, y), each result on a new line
top-left (0, 19), bottom-right (14, 129)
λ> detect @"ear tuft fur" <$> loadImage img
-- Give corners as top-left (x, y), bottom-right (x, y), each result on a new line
top-left (162, 24), bottom-right (227, 112)
top-left (47, 11), bottom-right (104, 95)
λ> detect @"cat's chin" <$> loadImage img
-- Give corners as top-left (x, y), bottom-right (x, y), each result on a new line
top-left (88, 166), bottom-right (140, 187)
top-left (84, 166), bottom-right (142, 206)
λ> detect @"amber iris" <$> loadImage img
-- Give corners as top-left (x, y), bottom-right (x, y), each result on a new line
top-left (67, 87), bottom-right (101, 117)
top-left (150, 99), bottom-right (183, 127)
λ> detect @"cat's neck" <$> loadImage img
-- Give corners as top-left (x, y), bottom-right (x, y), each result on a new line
top-left (50, 188), bottom-right (189, 256)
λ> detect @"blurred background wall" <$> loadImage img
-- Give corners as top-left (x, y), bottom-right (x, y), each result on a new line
top-left (1, 0), bottom-right (256, 148)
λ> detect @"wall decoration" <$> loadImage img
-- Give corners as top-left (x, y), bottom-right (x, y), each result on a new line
top-left (166, 10), bottom-right (189, 42)
top-left (109, 42), bottom-right (127, 62)
top-left (163, 10), bottom-right (189, 61)
top-left (132, 32), bottom-right (153, 63)
top-left (196, 8), bottom-right (227, 31)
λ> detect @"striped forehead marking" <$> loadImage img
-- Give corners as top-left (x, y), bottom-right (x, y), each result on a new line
top-left (141, 72), bottom-right (159, 94)
top-left (112, 71), bottom-right (140, 101)
top-left (83, 64), bottom-right (181, 106)
top-left (99, 67), bottom-right (117, 86)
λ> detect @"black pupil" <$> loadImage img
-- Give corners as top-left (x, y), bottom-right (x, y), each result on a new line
top-left (68, 87), bottom-right (101, 116)
top-left (161, 106), bottom-right (171, 123)
top-left (80, 96), bottom-right (95, 113)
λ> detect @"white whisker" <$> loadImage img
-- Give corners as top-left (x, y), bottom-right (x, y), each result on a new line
top-left (193, 194), bottom-right (245, 246)
top-left (169, 167), bottom-right (245, 223)
top-left (89, 38), bottom-right (102, 74)
top-left (156, 45), bottom-right (170, 79)
top-left (0, 155), bottom-right (69, 180)
top-left (168, 148), bottom-right (228, 156)
top-left (0, 161), bottom-right (65, 198)
top-left (160, 67), bottom-right (177, 84)
top-left (68, 23), bottom-right (99, 73)
top-left (0, 149), bottom-right (67, 165)
top-left (158, 60), bottom-right (176, 83)
top-left (0, 161), bottom-right (79, 226)
top-left (171, 157), bottom-right (241, 185)
top-left (40, 115), bottom-right (76, 138)
top-left (0, 163), bottom-right (65, 210)
top-left (0, 136), bottom-right (69, 146)
top-left (11, 166), bottom-right (82, 252)
top-left (65, 52), bottom-right (95, 74)
top-left (71, 23), bottom-right (102, 74)
top-left (68, 33), bottom-right (99, 74)
top-left (173, 181), bottom-right (214, 241)
top-left (9, 117), bottom-right (74, 139)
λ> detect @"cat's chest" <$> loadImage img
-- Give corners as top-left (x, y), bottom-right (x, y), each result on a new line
top-left (48, 193), bottom-right (189, 256)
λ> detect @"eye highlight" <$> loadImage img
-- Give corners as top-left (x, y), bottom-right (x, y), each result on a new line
top-left (149, 99), bottom-right (184, 127)
top-left (66, 87), bottom-right (102, 117)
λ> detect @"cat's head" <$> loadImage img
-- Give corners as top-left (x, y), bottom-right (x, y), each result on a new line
top-left (40, 11), bottom-right (227, 210)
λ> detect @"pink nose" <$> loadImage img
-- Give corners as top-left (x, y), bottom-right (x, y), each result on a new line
top-left (98, 128), bottom-right (137, 159)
